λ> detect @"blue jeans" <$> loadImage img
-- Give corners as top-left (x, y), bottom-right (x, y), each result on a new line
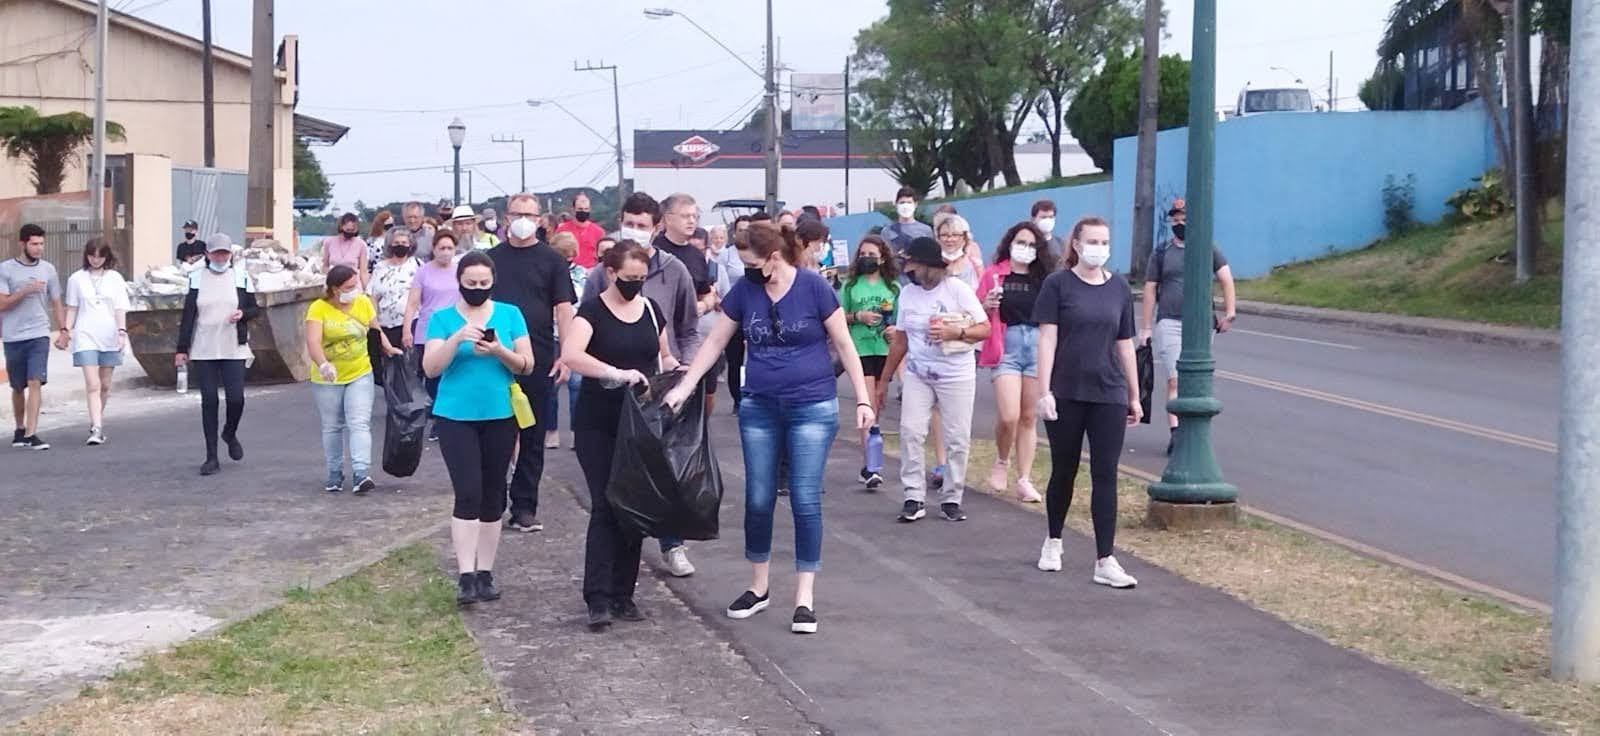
top-left (543, 370), bottom-right (581, 432)
top-left (738, 395), bottom-right (839, 572)
top-left (312, 373), bottom-right (375, 485)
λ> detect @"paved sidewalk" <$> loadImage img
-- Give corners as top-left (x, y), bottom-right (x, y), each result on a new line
top-left (508, 412), bottom-right (1534, 735)
top-left (1234, 298), bottom-right (1559, 349)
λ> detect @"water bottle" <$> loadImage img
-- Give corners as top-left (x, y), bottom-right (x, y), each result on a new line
top-left (175, 364), bottom-right (188, 394)
top-left (865, 425), bottom-right (884, 474)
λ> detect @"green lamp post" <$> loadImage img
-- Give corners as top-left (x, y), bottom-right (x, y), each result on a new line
top-left (1147, 0), bottom-right (1239, 525)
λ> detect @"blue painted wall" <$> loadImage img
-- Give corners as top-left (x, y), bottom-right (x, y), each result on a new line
top-left (823, 181), bottom-right (1113, 262)
top-left (1110, 105), bottom-right (1496, 277)
top-left (822, 212), bottom-right (892, 251)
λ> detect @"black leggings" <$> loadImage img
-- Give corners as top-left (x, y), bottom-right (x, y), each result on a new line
top-left (192, 359), bottom-right (245, 460)
top-left (1044, 400), bottom-right (1128, 559)
top-left (576, 428), bottom-right (643, 608)
top-left (437, 417), bottom-right (518, 522)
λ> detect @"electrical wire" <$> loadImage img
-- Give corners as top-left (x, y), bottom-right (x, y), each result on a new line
top-left (327, 149), bottom-right (624, 177)
top-left (583, 160), bottom-right (615, 189)
top-left (526, 142), bottom-right (614, 191)
top-left (706, 92), bottom-right (764, 131)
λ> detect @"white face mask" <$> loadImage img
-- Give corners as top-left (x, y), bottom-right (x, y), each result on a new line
top-left (1035, 217), bottom-right (1055, 235)
top-left (483, 219), bottom-right (498, 231)
top-left (338, 289), bottom-right (358, 304)
top-left (1011, 244), bottom-right (1037, 266)
top-left (617, 227), bottom-right (653, 245)
top-left (1079, 244), bottom-right (1111, 269)
top-left (895, 202), bottom-right (916, 219)
top-left (942, 247), bottom-right (965, 263)
top-left (508, 217), bottom-right (538, 241)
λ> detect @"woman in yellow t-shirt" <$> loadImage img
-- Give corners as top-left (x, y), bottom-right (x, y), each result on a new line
top-left (305, 265), bottom-right (401, 494)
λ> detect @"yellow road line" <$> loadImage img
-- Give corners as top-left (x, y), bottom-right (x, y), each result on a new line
top-left (1217, 369), bottom-right (1556, 454)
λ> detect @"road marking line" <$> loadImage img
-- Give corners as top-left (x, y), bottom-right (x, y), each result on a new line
top-left (1113, 459), bottom-right (1552, 615)
top-left (1217, 369), bottom-right (1556, 454)
top-left (1232, 328), bottom-right (1362, 350)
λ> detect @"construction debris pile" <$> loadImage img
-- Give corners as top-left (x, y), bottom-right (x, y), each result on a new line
top-left (129, 240), bottom-right (324, 310)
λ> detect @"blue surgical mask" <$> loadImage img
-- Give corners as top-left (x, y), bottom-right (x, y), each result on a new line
top-left (207, 261), bottom-right (229, 274)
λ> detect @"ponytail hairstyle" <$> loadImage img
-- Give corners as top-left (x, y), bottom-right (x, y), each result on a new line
top-left (1063, 216), bottom-right (1110, 269)
top-left (737, 221), bottom-right (806, 265)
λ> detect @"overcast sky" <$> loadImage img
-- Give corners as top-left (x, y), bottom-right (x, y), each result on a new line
top-left (127, 0), bottom-right (1395, 209)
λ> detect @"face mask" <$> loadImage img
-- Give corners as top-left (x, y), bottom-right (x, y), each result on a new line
top-left (482, 219), bottom-right (497, 231)
top-left (617, 227), bottom-right (653, 245)
top-left (1079, 244), bottom-right (1111, 269)
top-left (459, 286), bottom-right (492, 306)
top-left (1036, 217), bottom-right (1056, 235)
top-left (207, 261), bottom-right (229, 274)
top-left (615, 278), bottom-right (644, 301)
top-left (905, 268), bottom-right (921, 286)
top-left (1011, 244), bottom-right (1037, 266)
top-left (184, 232), bottom-right (196, 241)
top-left (857, 256), bottom-right (879, 272)
top-left (536, 227), bottom-right (548, 242)
top-left (338, 289), bottom-right (358, 304)
top-left (1172, 223), bottom-right (1187, 241)
top-left (434, 250), bottom-right (454, 264)
top-left (896, 202), bottom-right (916, 219)
top-left (574, 211), bottom-right (591, 223)
top-left (508, 217), bottom-right (538, 241)
top-left (942, 247), bottom-right (964, 263)
top-left (341, 228), bottom-right (358, 237)
top-left (390, 245), bottom-right (410, 257)
top-left (744, 266), bottom-right (770, 284)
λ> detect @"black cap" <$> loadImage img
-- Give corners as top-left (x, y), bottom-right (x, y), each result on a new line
top-left (182, 219), bottom-right (199, 229)
top-left (904, 236), bottom-right (944, 268)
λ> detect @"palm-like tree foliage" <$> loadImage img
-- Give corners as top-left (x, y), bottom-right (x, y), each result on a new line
top-left (0, 106), bottom-right (127, 195)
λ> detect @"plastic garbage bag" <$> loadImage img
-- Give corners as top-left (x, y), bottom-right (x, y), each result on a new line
top-left (1136, 340), bottom-right (1154, 425)
top-left (381, 354), bottom-right (430, 477)
top-left (606, 371), bottom-right (723, 541)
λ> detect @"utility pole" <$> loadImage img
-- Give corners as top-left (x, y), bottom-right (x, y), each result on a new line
top-left (1131, 0), bottom-right (1161, 281)
top-left (89, 0), bottom-right (107, 233)
top-left (1146, 0), bottom-right (1238, 526)
top-left (1554, 0), bottom-right (1600, 683)
top-left (764, 0), bottom-right (779, 214)
top-left (1328, 51), bottom-right (1335, 111)
top-left (575, 61), bottom-right (626, 215)
top-left (1510, 0), bottom-right (1541, 282)
top-left (201, 0), bottom-right (215, 168)
top-left (843, 55), bottom-right (851, 215)
top-left (245, 0), bottom-right (275, 242)
top-left (491, 134), bottom-right (526, 193)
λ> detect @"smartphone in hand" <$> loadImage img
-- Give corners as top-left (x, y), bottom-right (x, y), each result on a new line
top-left (480, 327), bottom-right (498, 344)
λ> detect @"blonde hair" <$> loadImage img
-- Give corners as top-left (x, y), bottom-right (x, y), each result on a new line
top-left (549, 231), bottom-right (579, 260)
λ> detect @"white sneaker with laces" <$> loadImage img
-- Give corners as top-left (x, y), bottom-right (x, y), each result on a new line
top-left (1093, 556), bottom-right (1138, 588)
top-left (1037, 538), bottom-right (1063, 572)
top-left (664, 546), bottom-right (696, 577)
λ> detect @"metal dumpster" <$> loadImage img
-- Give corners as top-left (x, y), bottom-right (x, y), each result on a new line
top-left (126, 285), bottom-right (321, 387)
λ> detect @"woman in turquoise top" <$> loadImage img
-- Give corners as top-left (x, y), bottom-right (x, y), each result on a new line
top-left (422, 250), bottom-right (535, 607)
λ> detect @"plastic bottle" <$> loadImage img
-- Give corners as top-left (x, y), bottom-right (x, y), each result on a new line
top-left (866, 424), bottom-right (884, 473)
top-left (175, 364), bottom-right (188, 394)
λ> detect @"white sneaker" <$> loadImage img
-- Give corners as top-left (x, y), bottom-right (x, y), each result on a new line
top-left (1036, 538), bottom-right (1063, 572)
top-left (664, 546), bottom-right (696, 577)
top-left (1093, 556), bottom-right (1138, 589)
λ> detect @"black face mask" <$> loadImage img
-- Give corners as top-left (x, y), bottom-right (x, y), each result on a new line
top-left (184, 232), bottom-right (197, 241)
top-left (574, 211), bottom-right (591, 223)
top-left (389, 246), bottom-right (411, 258)
top-left (857, 256), bottom-right (879, 272)
top-left (459, 286), bottom-right (492, 306)
top-left (615, 278), bottom-right (644, 301)
top-left (341, 228), bottom-right (358, 237)
top-left (744, 266), bottom-right (770, 285)
top-left (1172, 223), bottom-right (1187, 241)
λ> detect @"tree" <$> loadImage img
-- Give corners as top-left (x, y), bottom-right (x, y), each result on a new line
top-left (742, 106), bottom-right (793, 133)
top-left (293, 138), bottom-right (332, 200)
top-left (1358, 65), bottom-right (1406, 110)
top-left (1064, 50), bottom-right (1189, 172)
top-left (852, 19), bottom-right (958, 194)
top-left (1029, 0), bottom-right (1143, 178)
top-left (0, 106), bottom-right (125, 195)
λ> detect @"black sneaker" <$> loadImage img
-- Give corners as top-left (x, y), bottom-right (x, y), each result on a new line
top-left (457, 573), bottom-right (481, 606)
top-left (475, 571), bottom-right (500, 602)
top-left (940, 503), bottom-right (968, 522)
top-left (323, 478), bottom-right (343, 493)
top-left (507, 511), bottom-right (543, 532)
top-left (12, 428), bottom-right (26, 447)
top-left (865, 471), bottom-right (883, 490)
top-left (354, 477), bottom-right (376, 496)
top-left (23, 435), bottom-right (48, 450)
top-left (587, 603), bottom-right (613, 631)
top-left (897, 500), bottom-right (926, 523)
top-left (726, 590), bottom-right (770, 620)
top-left (610, 598), bottom-right (646, 622)
top-left (777, 487), bottom-right (789, 497)
top-left (223, 434), bottom-right (244, 461)
top-left (200, 458), bottom-right (220, 476)
top-left (791, 606), bottom-right (818, 634)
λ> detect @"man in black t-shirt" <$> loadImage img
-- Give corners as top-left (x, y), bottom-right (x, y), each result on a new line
top-left (488, 193), bottom-right (577, 533)
top-left (175, 220), bottom-right (205, 265)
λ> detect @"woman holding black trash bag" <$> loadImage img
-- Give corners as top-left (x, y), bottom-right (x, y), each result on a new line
top-left (422, 250), bottom-right (536, 607)
top-left (663, 223), bottom-right (875, 635)
top-left (560, 240), bottom-right (681, 631)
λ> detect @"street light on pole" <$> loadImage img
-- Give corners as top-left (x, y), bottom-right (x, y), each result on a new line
top-left (645, 5), bottom-right (780, 214)
top-left (447, 117), bottom-right (466, 206)
top-left (574, 60), bottom-right (628, 222)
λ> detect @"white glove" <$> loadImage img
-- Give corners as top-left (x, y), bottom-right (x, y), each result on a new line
top-left (601, 366), bottom-right (647, 388)
top-left (318, 362), bottom-right (337, 382)
top-left (1036, 392), bottom-right (1058, 422)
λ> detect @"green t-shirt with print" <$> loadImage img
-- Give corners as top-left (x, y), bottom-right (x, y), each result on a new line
top-left (838, 276), bottom-right (898, 358)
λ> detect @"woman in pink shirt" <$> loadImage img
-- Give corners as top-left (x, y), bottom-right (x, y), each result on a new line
top-left (322, 212), bottom-right (371, 287)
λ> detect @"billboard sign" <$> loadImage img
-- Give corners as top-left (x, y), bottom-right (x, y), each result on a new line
top-left (790, 73), bottom-right (846, 131)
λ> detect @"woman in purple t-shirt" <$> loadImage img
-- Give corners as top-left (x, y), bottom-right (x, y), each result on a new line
top-left (663, 224), bottom-right (875, 636)
top-left (403, 231), bottom-right (460, 434)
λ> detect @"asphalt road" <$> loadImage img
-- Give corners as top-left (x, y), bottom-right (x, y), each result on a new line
top-left (930, 313), bottom-right (1559, 607)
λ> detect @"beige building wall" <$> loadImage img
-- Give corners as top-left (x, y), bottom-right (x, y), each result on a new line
top-left (126, 153), bottom-right (171, 275)
top-left (0, 0), bottom-right (297, 243)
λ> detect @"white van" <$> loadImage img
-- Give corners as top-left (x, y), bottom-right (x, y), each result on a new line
top-left (1234, 83), bottom-right (1318, 117)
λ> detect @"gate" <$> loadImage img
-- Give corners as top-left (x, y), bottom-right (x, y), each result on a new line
top-left (171, 166), bottom-right (246, 244)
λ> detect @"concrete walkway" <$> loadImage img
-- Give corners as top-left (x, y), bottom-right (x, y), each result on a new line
top-left (1234, 299), bottom-right (1559, 349)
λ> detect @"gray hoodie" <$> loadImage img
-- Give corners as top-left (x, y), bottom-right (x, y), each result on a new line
top-left (583, 246), bottom-right (702, 362)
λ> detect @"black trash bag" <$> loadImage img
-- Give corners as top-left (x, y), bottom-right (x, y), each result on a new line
top-left (1136, 341), bottom-right (1154, 425)
top-left (381, 354), bottom-right (430, 477)
top-left (605, 371), bottom-right (723, 541)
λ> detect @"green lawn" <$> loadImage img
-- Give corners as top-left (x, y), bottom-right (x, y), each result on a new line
top-left (1237, 214), bottom-right (1564, 329)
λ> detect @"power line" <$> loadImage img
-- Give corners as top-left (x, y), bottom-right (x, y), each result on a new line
top-left (327, 150), bottom-right (625, 177)
top-left (707, 92), bottom-right (764, 131)
top-left (527, 142), bottom-right (613, 191)
top-left (583, 160), bottom-right (615, 189)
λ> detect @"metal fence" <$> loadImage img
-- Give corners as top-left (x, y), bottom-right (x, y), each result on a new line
top-left (0, 220), bottom-right (132, 279)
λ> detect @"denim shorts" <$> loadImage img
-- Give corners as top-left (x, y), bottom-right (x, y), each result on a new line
top-left (4, 337), bottom-right (49, 391)
top-left (995, 324), bottom-right (1039, 378)
top-left (73, 349), bottom-right (124, 368)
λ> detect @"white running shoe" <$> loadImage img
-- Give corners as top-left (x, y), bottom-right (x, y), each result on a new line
top-left (664, 546), bottom-right (696, 577)
top-left (1037, 538), bottom-right (1063, 572)
top-left (1093, 556), bottom-right (1138, 589)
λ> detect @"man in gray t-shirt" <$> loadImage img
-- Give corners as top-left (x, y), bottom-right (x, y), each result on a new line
top-left (0, 224), bottom-right (66, 449)
top-left (1138, 207), bottom-right (1236, 449)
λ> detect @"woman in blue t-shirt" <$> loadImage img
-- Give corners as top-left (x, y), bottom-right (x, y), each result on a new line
top-left (664, 223), bottom-right (876, 635)
top-left (422, 250), bottom-right (535, 607)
